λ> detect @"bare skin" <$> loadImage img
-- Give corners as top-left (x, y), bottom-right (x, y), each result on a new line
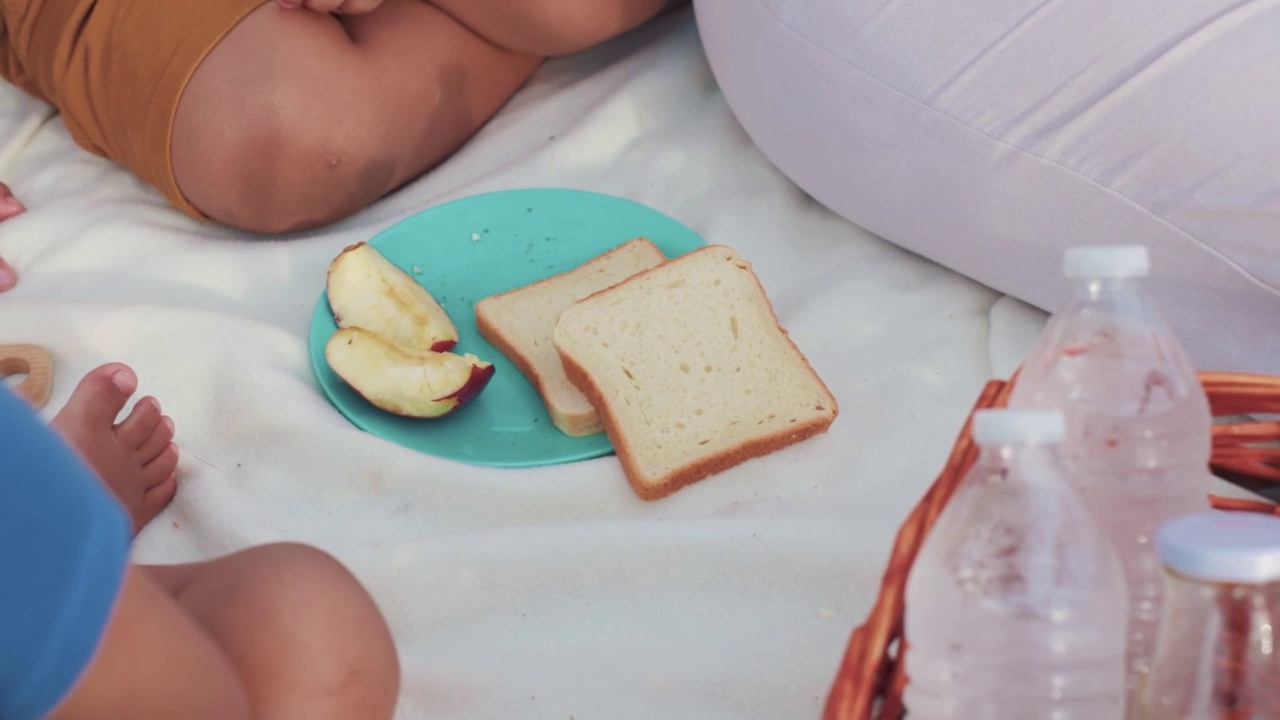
top-left (0, 181), bottom-right (25, 292)
top-left (15, 7), bottom-right (683, 709)
top-left (39, 365), bottom-right (400, 719)
top-left (0, 0), bottom-right (685, 280)
top-left (51, 546), bottom-right (400, 720)
top-left (140, 545), bottom-right (400, 720)
top-left (49, 363), bottom-right (179, 534)
top-left (0, 3), bottom-right (694, 712)
top-left (171, 0), bottom-right (543, 234)
top-left (427, 0), bottom-right (678, 57)
top-left (171, 0), bottom-right (683, 234)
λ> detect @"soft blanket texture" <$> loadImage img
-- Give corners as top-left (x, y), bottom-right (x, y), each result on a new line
top-left (0, 10), bottom-right (1255, 718)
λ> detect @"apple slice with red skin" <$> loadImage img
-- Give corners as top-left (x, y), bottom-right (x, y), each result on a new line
top-left (326, 242), bottom-right (459, 353)
top-left (325, 327), bottom-right (494, 418)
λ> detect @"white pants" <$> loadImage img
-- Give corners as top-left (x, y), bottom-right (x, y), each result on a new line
top-left (695, 0), bottom-right (1280, 373)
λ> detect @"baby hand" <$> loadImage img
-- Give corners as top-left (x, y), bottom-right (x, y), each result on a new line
top-left (276, 0), bottom-right (384, 14)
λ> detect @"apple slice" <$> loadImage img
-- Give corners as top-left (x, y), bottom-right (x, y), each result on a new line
top-left (325, 327), bottom-right (494, 418)
top-left (326, 242), bottom-right (459, 353)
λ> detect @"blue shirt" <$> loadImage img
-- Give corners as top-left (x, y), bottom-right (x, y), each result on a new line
top-left (0, 386), bottom-right (130, 719)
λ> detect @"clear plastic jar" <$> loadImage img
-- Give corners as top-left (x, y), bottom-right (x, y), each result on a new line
top-left (1138, 511), bottom-right (1280, 719)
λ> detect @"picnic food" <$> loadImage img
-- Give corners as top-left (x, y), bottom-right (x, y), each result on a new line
top-left (323, 242), bottom-right (494, 418)
top-left (553, 244), bottom-right (838, 500)
top-left (474, 237), bottom-right (666, 437)
top-left (327, 242), bottom-right (459, 353)
top-left (325, 327), bottom-right (494, 418)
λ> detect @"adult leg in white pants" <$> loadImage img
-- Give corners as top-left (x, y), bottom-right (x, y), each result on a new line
top-left (695, 0), bottom-right (1280, 373)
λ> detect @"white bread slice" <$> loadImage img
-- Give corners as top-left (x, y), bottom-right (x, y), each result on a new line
top-left (553, 245), bottom-right (838, 500)
top-left (475, 238), bottom-right (666, 436)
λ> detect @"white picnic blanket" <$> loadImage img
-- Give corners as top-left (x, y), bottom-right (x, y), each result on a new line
top-left (0, 9), bottom-right (1252, 718)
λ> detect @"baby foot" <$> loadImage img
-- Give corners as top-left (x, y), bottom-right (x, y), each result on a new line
top-left (0, 183), bottom-right (26, 292)
top-left (0, 257), bottom-right (16, 292)
top-left (51, 364), bottom-right (179, 534)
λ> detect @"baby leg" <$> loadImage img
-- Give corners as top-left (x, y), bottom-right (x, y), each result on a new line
top-left (429, 0), bottom-right (685, 57)
top-left (171, 0), bottom-right (541, 233)
top-left (51, 543), bottom-right (396, 719)
top-left (48, 567), bottom-right (251, 720)
top-left (142, 543), bottom-right (400, 720)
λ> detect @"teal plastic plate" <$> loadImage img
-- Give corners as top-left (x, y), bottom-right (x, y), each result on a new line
top-left (309, 189), bottom-right (706, 468)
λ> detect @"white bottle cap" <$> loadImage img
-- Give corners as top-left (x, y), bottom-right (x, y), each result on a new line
top-left (1062, 245), bottom-right (1150, 279)
top-left (971, 409), bottom-right (1066, 446)
top-left (1157, 511), bottom-right (1280, 584)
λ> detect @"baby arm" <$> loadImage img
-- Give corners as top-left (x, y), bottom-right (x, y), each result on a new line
top-left (276, 0), bottom-right (385, 14)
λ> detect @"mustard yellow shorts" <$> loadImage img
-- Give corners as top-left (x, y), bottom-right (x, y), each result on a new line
top-left (0, 0), bottom-right (269, 218)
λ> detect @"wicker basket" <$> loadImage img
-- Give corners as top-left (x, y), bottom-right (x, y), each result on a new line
top-left (823, 371), bottom-right (1280, 720)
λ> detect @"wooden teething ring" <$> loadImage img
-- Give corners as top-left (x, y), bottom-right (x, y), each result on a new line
top-left (0, 344), bottom-right (53, 410)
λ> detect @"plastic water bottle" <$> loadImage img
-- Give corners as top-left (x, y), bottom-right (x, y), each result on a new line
top-left (1139, 512), bottom-right (1280, 719)
top-left (1008, 245), bottom-right (1213, 706)
top-left (903, 409), bottom-right (1128, 719)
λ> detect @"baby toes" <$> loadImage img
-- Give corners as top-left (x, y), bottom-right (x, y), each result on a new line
top-left (116, 396), bottom-right (163, 450)
top-left (141, 473), bottom-right (179, 527)
top-left (143, 443), bottom-right (180, 490)
top-left (135, 415), bottom-right (176, 465)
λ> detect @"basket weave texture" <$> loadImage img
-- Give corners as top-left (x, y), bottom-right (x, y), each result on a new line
top-left (823, 372), bottom-right (1280, 720)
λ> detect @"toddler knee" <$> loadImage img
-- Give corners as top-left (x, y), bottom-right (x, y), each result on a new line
top-left (253, 542), bottom-right (401, 713)
top-left (174, 90), bottom-right (392, 235)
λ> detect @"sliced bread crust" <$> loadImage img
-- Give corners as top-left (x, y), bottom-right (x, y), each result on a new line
top-left (475, 237), bottom-right (666, 437)
top-left (557, 351), bottom-right (837, 500)
top-left (553, 245), bottom-right (838, 500)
